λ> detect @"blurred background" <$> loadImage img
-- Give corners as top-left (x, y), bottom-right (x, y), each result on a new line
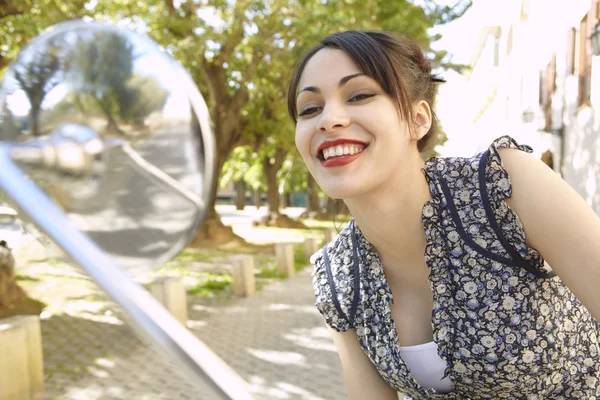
top-left (0, 0), bottom-right (599, 399)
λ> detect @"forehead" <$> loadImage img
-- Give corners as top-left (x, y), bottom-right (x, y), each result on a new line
top-left (298, 48), bottom-right (362, 89)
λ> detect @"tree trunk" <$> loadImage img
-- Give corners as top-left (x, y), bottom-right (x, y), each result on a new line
top-left (263, 148), bottom-right (287, 215)
top-left (188, 147), bottom-right (238, 246)
top-left (306, 173), bottom-right (320, 213)
top-left (325, 196), bottom-right (334, 215)
top-left (254, 187), bottom-right (262, 209)
top-left (265, 165), bottom-right (280, 214)
top-left (234, 180), bottom-right (246, 210)
top-left (163, 1), bottom-right (251, 247)
top-left (280, 192), bottom-right (288, 209)
top-left (0, 242), bottom-right (22, 311)
top-left (30, 105), bottom-right (40, 136)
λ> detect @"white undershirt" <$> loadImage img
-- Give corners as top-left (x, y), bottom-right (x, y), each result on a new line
top-left (398, 341), bottom-right (454, 393)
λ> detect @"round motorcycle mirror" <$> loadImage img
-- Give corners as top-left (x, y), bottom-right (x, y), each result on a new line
top-left (0, 19), bottom-right (215, 274)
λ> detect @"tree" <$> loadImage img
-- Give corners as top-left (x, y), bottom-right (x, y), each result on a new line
top-left (11, 39), bottom-right (63, 136)
top-left (306, 173), bottom-right (320, 214)
top-left (0, 0), bottom-right (93, 77)
top-left (65, 29), bottom-right (160, 135)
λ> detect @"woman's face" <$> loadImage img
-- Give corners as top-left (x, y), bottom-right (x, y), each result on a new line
top-left (294, 48), bottom-right (418, 200)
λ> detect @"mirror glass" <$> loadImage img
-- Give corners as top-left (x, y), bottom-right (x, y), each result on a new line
top-left (0, 20), bottom-right (215, 274)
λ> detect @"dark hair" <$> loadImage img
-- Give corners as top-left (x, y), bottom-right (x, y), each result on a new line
top-left (287, 30), bottom-right (444, 155)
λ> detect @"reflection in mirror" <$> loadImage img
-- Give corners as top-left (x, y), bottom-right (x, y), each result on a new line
top-left (0, 20), bottom-right (215, 273)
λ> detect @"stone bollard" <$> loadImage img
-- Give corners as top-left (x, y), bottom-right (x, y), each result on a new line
top-left (303, 238), bottom-right (320, 262)
top-left (275, 243), bottom-right (295, 277)
top-left (148, 277), bottom-right (188, 326)
top-left (230, 255), bottom-right (256, 297)
top-left (324, 228), bottom-right (337, 243)
top-left (0, 315), bottom-right (44, 400)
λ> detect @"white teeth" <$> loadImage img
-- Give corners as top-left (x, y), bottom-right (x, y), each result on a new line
top-left (321, 144), bottom-right (366, 160)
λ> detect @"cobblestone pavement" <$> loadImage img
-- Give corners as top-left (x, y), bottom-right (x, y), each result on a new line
top-left (187, 268), bottom-right (347, 400)
top-left (19, 259), bottom-right (346, 400)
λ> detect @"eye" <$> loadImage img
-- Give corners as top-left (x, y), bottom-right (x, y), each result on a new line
top-left (298, 106), bottom-right (321, 118)
top-left (349, 93), bottom-right (375, 102)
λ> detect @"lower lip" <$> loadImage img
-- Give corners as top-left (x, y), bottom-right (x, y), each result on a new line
top-left (319, 151), bottom-right (364, 168)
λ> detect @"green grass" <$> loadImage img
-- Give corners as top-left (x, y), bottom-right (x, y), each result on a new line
top-left (173, 248), bottom-right (214, 263)
top-left (256, 266), bottom-right (287, 279)
top-left (157, 248), bottom-right (216, 275)
top-left (152, 224), bottom-right (331, 296)
top-left (294, 244), bottom-right (310, 271)
top-left (187, 272), bottom-right (233, 296)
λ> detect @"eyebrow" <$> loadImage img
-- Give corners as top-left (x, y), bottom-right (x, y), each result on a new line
top-left (297, 73), bottom-right (366, 98)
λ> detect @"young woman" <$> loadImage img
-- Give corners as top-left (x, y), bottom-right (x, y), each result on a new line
top-left (288, 30), bottom-right (600, 399)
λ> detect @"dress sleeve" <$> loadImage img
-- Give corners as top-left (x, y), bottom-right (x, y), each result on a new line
top-left (484, 135), bottom-right (535, 201)
top-left (310, 242), bottom-right (352, 333)
top-left (482, 135), bottom-right (554, 278)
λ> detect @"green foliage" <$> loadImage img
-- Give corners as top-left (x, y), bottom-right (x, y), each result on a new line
top-left (255, 265), bottom-right (286, 279)
top-left (0, 0), bottom-right (91, 68)
top-left (187, 272), bottom-right (232, 296)
top-left (174, 248), bottom-right (214, 263)
top-left (294, 244), bottom-right (307, 271)
top-left (220, 146), bottom-right (262, 189)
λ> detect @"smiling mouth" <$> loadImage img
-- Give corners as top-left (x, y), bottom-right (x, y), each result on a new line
top-left (318, 143), bottom-right (367, 161)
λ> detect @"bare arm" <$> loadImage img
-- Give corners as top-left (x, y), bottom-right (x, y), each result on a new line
top-left (500, 148), bottom-right (600, 321)
top-left (328, 327), bottom-right (399, 400)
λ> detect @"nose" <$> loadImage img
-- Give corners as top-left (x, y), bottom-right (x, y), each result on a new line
top-left (317, 103), bottom-right (350, 132)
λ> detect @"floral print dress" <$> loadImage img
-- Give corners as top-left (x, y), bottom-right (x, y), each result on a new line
top-left (310, 136), bottom-right (600, 399)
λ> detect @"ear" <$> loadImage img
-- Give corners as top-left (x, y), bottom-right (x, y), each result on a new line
top-left (412, 100), bottom-right (432, 141)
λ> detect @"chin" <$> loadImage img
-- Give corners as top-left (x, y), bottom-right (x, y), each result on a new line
top-left (319, 181), bottom-right (371, 201)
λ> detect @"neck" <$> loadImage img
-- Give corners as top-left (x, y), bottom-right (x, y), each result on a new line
top-left (344, 150), bottom-right (432, 271)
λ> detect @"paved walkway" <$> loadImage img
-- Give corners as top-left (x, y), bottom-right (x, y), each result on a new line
top-left (187, 268), bottom-right (347, 400)
top-left (31, 261), bottom-right (347, 400)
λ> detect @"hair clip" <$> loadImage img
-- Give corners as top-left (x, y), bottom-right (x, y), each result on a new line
top-left (431, 76), bottom-right (446, 83)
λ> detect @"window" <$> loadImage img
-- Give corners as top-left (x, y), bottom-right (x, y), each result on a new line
top-left (578, 13), bottom-right (592, 106)
top-left (566, 28), bottom-right (576, 75)
top-left (578, 1), bottom-right (599, 106)
top-left (543, 54), bottom-right (557, 131)
top-left (507, 25), bottom-right (514, 56)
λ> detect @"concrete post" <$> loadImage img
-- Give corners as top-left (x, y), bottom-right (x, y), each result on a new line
top-left (230, 255), bottom-right (256, 297)
top-left (275, 243), bottom-right (295, 277)
top-left (0, 315), bottom-right (44, 400)
top-left (148, 277), bottom-right (188, 326)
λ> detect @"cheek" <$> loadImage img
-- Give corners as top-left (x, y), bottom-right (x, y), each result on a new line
top-left (295, 123), bottom-right (313, 160)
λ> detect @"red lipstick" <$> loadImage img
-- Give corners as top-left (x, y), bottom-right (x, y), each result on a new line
top-left (320, 152), bottom-right (363, 167)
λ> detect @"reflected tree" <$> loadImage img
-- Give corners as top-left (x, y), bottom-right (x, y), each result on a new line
top-left (12, 39), bottom-right (64, 136)
top-left (66, 31), bottom-right (166, 135)
top-left (67, 31), bottom-right (135, 135)
top-left (121, 74), bottom-right (169, 128)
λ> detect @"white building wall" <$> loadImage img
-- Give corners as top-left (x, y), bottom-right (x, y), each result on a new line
top-left (559, 0), bottom-right (600, 214)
